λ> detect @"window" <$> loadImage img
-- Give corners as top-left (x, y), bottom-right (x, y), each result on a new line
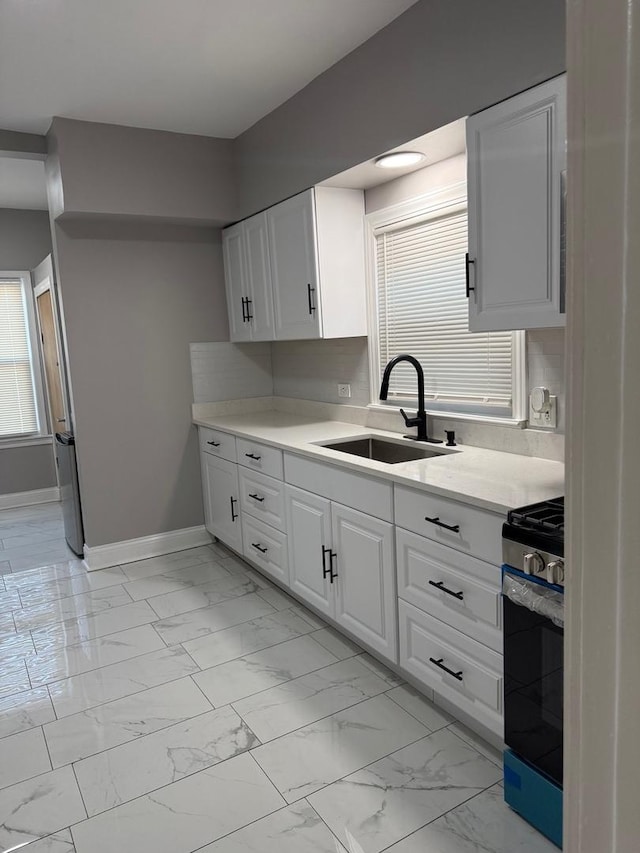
top-left (0, 273), bottom-right (43, 438)
top-left (368, 185), bottom-right (525, 422)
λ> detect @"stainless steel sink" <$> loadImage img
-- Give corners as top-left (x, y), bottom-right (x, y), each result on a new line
top-left (319, 437), bottom-right (453, 464)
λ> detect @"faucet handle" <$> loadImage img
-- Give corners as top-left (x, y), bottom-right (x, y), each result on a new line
top-left (400, 408), bottom-right (419, 428)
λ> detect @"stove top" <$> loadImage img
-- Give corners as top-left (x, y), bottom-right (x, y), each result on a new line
top-left (502, 496), bottom-right (565, 586)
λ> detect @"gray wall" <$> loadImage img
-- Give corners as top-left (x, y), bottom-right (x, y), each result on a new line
top-left (52, 219), bottom-right (229, 547)
top-left (0, 207), bottom-right (52, 269)
top-left (49, 118), bottom-right (235, 225)
top-left (0, 207), bottom-right (56, 496)
top-left (234, 0), bottom-right (566, 217)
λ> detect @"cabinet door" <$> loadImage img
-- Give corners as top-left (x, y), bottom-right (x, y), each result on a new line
top-left (467, 75), bottom-right (566, 331)
top-left (332, 503), bottom-right (397, 661)
top-left (244, 212), bottom-right (275, 341)
top-left (201, 453), bottom-right (242, 552)
top-left (268, 189), bottom-right (322, 340)
top-left (285, 484), bottom-right (333, 616)
top-left (222, 223), bottom-right (252, 342)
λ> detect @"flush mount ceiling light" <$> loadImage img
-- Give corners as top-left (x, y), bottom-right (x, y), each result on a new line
top-left (374, 151), bottom-right (425, 169)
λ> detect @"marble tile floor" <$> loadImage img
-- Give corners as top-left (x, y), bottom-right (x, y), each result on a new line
top-left (0, 503), bottom-right (557, 853)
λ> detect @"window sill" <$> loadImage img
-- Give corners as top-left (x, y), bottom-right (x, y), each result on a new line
top-left (0, 435), bottom-right (54, 450)
top-left (366, 403), bottom-right (527, 430)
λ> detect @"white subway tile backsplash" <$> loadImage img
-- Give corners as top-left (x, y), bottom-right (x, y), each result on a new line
top-left (190, 342), bottom-right (273, 403)
top-left (271, 338), bottom-right (370, 406)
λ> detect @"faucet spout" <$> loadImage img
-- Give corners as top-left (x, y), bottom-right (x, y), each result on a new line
top-left (379, 354), bottom-right (442, 443)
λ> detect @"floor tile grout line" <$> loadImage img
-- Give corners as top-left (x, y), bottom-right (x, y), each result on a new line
top-left (143, 586), bottom-right (278, 626)
top-left (28, 609), bottom-right (161, 655)
top-left (24, 629), bottom-right (176, 690)
top-left (383, 686), bottom-right (453, 732)
top-left (304, 798), bottom-right (350, 853)
top-left (45, 695), bottom-right (220, 772)
top-left (70, 761), bottom-right (90, 821)
top-left (128, 563), bottom-right (270, 610)
top-left (445, 723), bottom-right (503, 767)
top-left (45, 656), bottom-right (202, 721)
top-left (66, 706), bottom-right (259, 821)
top-left (376, 782), bottom-right (506, 853)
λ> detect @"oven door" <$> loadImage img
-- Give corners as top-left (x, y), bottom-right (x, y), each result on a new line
top-left (502, 568), bottom-right (564, 787)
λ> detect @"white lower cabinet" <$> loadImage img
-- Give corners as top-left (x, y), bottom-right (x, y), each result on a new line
top-left (201, 453), bottom-right (242, 553)
top-left (285, 484), bottom-right (397, 660)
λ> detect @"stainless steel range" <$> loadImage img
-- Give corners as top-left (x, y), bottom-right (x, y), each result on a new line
top-left (501, 496), bottom-right (564, 849)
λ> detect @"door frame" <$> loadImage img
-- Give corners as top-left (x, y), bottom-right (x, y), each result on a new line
top-left (33, 255), bottom-right (70, 434)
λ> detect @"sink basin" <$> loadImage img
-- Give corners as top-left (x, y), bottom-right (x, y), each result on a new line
top-left (319, 437), bottom-right (453, 464)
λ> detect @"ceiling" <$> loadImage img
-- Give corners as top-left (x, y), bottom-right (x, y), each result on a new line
top-left (0, 158), bottom-right (48, 210)
top-left (321, 119), bottom-right (467, 190)
top-left (0, 0), bottom-right (417, 138)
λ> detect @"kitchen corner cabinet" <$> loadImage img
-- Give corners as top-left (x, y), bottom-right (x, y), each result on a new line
top-left (223, 212), bottom-right (275, 342)
top-left (285, 484), bottom-right (397, 660)
top-left (222, 187), bottom-right (366, 342)
top-left (201, 453), bottom-right (242, 553)
top-left (466, 74), bottom-right (567, 331)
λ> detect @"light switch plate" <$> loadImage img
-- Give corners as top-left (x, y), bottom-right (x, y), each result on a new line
top-left (338, 384), bottom-right (351, 398)
top-left (529, 394), bottom-right (557, 428)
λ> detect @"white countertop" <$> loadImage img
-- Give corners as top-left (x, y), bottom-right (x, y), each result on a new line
top-left (193, 410), bottom-right (564, 515)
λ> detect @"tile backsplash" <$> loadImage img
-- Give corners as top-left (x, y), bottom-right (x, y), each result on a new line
top-left (526, 329), bottom-right (566, 432)
top-left (190, 342), bottom-right (273, 403)
top-left (271, 338), bottom-right (370, 406)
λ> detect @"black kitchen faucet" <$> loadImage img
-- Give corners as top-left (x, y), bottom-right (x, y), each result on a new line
top-left (379, 354), bottom-right (442, 443)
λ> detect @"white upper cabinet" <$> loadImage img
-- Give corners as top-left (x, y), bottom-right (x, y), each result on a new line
top-left (268, 189), bottom-right (321, 340)
top-left (222, 212), bottom-right (275, 342)
top-left (223, 187), bottom-right (366, 342)
top-left (466, 74), bottom-right (567, 331)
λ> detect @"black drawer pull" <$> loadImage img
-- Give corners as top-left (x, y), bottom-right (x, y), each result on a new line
top-left (428, 580), bottom-right (464, 601)
top-left (245, 453), bottom-right (261, 461)
top-left (307, 282), bottom-right (316, 314)
top-left (251, 543), bottom-right (268, 554)
top-left (321, 545), bottom-right (332, 579)
top-left (465, 253), bottom-right (475, 298)
top-left (248, 493), bottom-right (264, 503)
top-left (329, 550), bottom-right (338, 583)
top-left (429, 657), bottom-right (463, 681)
top-left (230, 496), bottom-right (238, 522)
top-left (425, 516), bottom-right (460, 533)
top-left (206, 440), bottom-right (221, 447)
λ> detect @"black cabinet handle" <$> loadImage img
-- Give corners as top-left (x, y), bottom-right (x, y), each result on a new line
top-left (307, 283), bottom-right (316, 314)
top-left (251, 543), bottom-right (268, 554)
top-left (322, 545), bottom-right (332, 579)
top-left (428, 580), bottom-right (464, 601)
top-left (230, 496), bottom-right (238, 522)
top-left (425, 516), bottom-right (460, 534)
top-left (206, 440), bottom-right (221, 447)
top-left (245, 453), bottom-right (261, 461)
top-left (245, 297), bottom-right (253, 321)
top-left (465, 253), bottom-right (475, 298)
top-left (241, 297), bottom-right (247, 322)
top-left (429, 657), bottom-right (463, 681)
top-left (248, 493), bottom-right (264, 503)
top-left (329, 550), bottom-right (338, 583)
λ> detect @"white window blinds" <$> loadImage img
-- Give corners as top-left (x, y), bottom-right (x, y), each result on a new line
top-left (375, 206), bottom-right (515, 411)
top-left (0, 277), bottom-right (39, 437)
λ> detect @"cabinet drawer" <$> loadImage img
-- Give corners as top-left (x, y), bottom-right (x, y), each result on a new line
top-left (237, 438), bottom-right (284, 480)
top-left (239, 468), bottom-right (286, 533)
top-left (394, 485), bottom-right (503, 566)
top-left (397, 528), bottom-right (501, 653)
top-left (399, 599), bottom-right (503, 735)
top-left (285, 453), bottom-right (393, 522)
top-left (199, 427), bottom-right (236, 463)
top-left (242, 515), bottom-right (289, 586)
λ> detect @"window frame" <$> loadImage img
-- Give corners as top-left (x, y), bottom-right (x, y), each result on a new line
top-left (364, 182), bottom-right (527, 427)
top-left (0, 270), bottom-right (48, 443)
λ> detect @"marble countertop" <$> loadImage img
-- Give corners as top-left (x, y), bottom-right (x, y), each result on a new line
top-left (193, 409), bottom-right (564, 515)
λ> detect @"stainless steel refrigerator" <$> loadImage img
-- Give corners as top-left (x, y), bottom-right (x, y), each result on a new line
top-left (55, 431), bottom-right (84, 556)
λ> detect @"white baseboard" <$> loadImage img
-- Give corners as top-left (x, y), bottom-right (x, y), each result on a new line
top-left (83, 525), bottom-right (212, 571)
top-left (0, 486), bottom-right (60, 510)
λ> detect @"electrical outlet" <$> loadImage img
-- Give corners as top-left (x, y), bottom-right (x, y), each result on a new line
top-left (529, 394), bottom-right (558, 429)
top-left (338, 384), bottom-right (351, 398)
